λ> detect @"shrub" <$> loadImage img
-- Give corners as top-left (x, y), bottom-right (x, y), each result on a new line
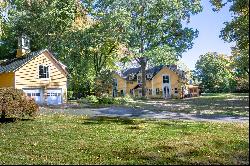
top-left (67, 91), bottom-right (74, 100)
top-left (83, 94), bottom-right (134, 105)
top-left (86, 95), bottom-right (99, 104)
top-left (134, 96), bottom-right (148, 100)
top-left (114, 95), bottom-right (134, 104)
top-left (98, 96), bottom-right (115, 104)
top-left (0, 88), bottom-right (39, 120)
top-left (77, 98), bottom-right (89, 104)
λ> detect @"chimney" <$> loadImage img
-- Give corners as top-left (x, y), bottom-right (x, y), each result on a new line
top-left (16, 34), bottom-right (30, 58)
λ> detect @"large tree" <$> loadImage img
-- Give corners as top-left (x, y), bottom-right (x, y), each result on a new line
top-left (61, 16), bottom-right (127, 97)
top-left (210, 0), bottom-right (249, 77)
top-left (194, 52), bottom-right (235, 93)
top-left (83, 0), bottom-right (202, 97)
top-left (0, 0), bottom-right (78, 59)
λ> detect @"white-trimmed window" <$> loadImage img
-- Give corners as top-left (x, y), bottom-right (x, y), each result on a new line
top-left (137, 75), bottom-right (142, 83)
top-left (128, 75), bottom-right (134, 80)
top-left (163, 75), bottom-right (170, 84)
top-left (174, 88), bottom-right (178, 94)
top-left (156, 88), bottom-right (160, 95)
top-left (146, 73), bottom-right (153, 79)
top-left (39, 65), bottom-right (49, 79)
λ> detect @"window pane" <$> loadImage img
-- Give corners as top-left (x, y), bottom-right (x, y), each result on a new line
top-left (163, 76), bottom-right (169, 83)
top-left (39, 65), bottom-right (49, 78)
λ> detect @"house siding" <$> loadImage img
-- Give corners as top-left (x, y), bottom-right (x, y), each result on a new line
top-left (112, 67), bottom-right (183, 98)
top-left (0, 72), bottom-right (15, 88)
top-left (15, 51), bottom-right (67, 103)
top-left (152, 67), bottom-right (181, 98)
top-left (113, 74), bottom-right (126, 96)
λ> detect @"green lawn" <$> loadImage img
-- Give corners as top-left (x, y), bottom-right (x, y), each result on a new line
top-left (0, 115), bottom-right (249, 165)
top-left (124, 93), bottom-right (249, 117)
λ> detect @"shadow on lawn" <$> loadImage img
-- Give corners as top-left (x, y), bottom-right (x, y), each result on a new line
top-left (82, 116), bottom-right (147, 126)
top-left (0, 118), bottom-right (34, 123)
top-left (0, 118), bottom-right (17, 123)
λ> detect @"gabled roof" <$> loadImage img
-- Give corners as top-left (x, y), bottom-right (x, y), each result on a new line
top-left (0, 49), bottom-right (68, 75)
top-left (146, 65), bottom-right (165, 78)
top-left (120, 65), bottom-right (185, 81)
top-left (122, 67), bottom-right (141, 77)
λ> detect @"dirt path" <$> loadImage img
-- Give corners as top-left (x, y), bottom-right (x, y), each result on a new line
top-left (40, 106), bottom-right (249, 123)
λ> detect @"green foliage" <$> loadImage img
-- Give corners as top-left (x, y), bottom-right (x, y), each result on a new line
top-left (86, 95), bottom-right (99, 104)
top-left (94, 70), bottom-right (114, 97)
top-left (210, 0), bottom-right (249, 78)
top-left (67, 91), bottom-right (74, 100)
top-left (10, 0), bottom-right (76, 51)
top-left (84, 94), bottom-right (134, 105)
top-left (1, 0), bottom-right (124, 98)
top-left (84, 0), bottom-right (203, 96)
top-left (0, 88), bottom-right (39, 119)
top-left (194, 52), bottom-right (235, 93)
top-left (98, 96), bottom-right (115, 104)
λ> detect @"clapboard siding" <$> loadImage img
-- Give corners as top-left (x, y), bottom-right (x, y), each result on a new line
top-left (15, 52), bottom-right (66, 88)
top-left (152, 67), bottom-right (181, 98)
top-left (0, 72), bottom-right (15, 88)
top-left (113, 66), bottom-right (184, 98)
top-left (15, 51), bottom-right (67, 102)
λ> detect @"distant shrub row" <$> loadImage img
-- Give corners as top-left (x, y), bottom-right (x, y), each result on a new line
top-left (0, 88), bottom-right (39, 120)
top-left (78, 95), bottom-right (134, 105)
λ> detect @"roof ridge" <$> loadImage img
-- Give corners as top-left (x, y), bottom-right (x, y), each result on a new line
top-left (0, 49), bottom-right (48, 73)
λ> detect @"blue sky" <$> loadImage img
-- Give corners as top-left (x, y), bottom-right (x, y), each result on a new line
top-left (180, 0), bottom-right (235, 70)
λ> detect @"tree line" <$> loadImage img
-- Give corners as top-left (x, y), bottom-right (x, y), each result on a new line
top-left (0, 0), bottom-right (248, 98)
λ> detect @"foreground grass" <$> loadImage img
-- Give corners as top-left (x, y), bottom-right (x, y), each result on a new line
top-left (0, 115), bottom-right (249, 165)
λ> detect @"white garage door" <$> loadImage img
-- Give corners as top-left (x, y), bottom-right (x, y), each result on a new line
top-left (23, 89), bottom-right (42, 104)
top-left (47, 89), bottom-right (62, 105)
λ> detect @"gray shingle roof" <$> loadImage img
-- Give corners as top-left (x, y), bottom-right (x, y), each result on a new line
top-left (122, 67), bottom-right (141, 77)
top-left (121, 65), bottom-right (185, 80)
top-left (0, 49), bottom-right (47, 73)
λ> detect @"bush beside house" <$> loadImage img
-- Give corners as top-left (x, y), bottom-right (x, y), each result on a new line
top-left (0, 88), bottom-right (39, 120)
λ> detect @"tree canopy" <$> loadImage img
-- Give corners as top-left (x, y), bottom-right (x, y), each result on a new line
top-left (194, 52), bottom-right (236, 93)
top-left (84, 0), bottom-right (202, 96)
top-left (210, 0), bottom-right (249, 77)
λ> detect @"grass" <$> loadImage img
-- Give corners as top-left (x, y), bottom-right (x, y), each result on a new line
top-left (0, 115), bottom-right (249, 165)
top-left (123, 93), bottom-right (249, 117)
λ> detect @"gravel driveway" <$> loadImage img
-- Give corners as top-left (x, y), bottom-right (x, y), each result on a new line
top-left (40, 106), bottom-right (249, 123)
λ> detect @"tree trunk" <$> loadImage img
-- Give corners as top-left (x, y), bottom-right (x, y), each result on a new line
top-left (139, 0), bottom-right (146, 97)
top-left (141, 58), bottom-right (147, 97)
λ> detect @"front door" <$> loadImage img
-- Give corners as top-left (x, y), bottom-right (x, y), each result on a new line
top-left (163, 86), bottom-right (171, 98)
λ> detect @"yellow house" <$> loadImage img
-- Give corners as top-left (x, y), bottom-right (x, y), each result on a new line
top-left (111, 65), bottom-right (198, 99)
top-left (0, 35), bottom-right (68, 105)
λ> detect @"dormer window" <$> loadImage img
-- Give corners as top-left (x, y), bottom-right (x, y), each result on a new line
top-left (137, 75), bottom-right (142, 83)
top-left (137, 73), bottom-right (142, 84)
top-left (39, 65), bottom-right (49, 79)
top-left (146, 73), bottom-right (153, 79)
top-left (128, 74), bottom-right (134, 80)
